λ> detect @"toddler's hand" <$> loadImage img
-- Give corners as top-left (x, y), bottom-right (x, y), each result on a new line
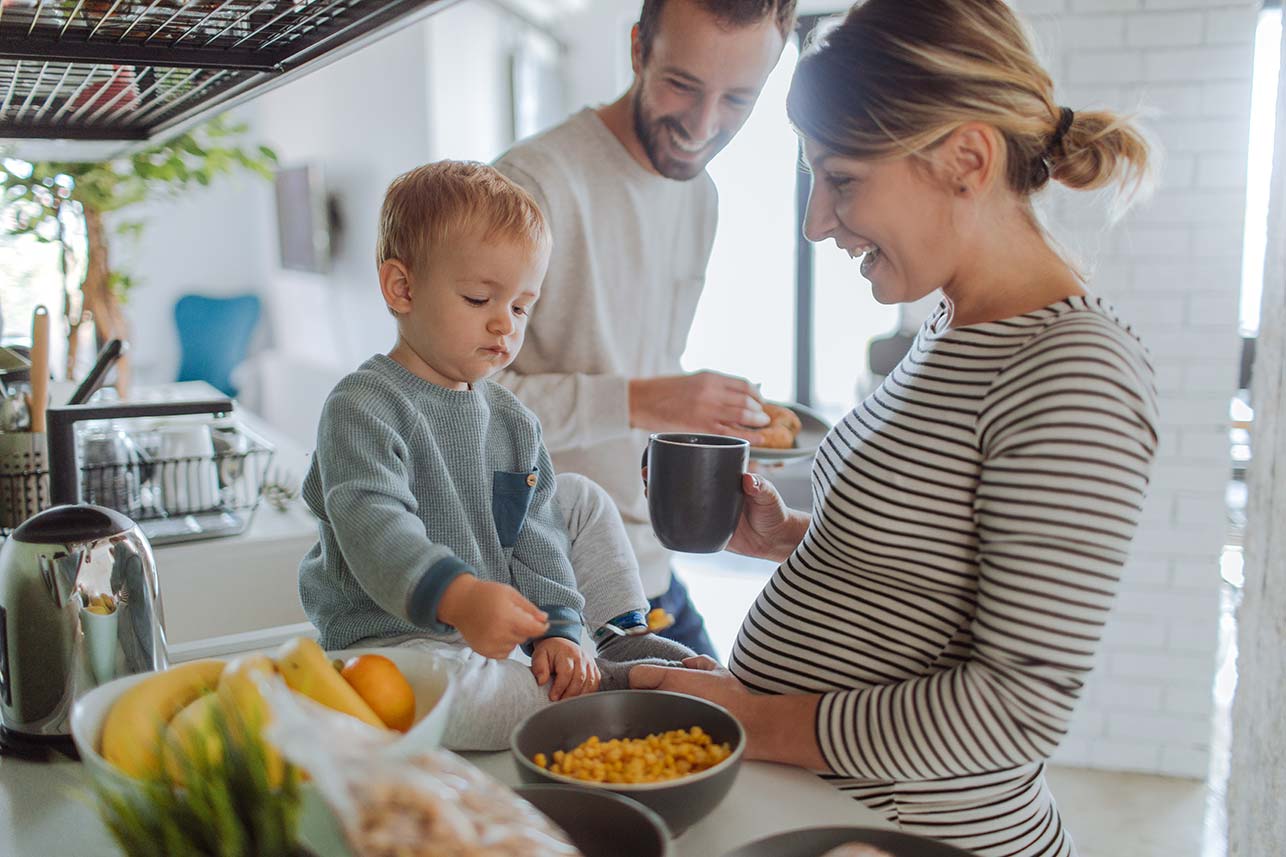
top-left (531, 636), bottom-right (600, 701)
top-left (437, 576), bottom-right (548, 660)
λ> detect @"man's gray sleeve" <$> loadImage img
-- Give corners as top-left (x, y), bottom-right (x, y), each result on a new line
top-left (490, 160), bottom-right (632, 455)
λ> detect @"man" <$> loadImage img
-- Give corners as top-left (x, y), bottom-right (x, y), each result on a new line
top-left (494, 0), bottom-right (796, 658)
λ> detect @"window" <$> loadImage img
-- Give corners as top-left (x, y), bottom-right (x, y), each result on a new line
top-left (682, 39), bottom-right (800, 402)
top-left (683, 24), bottom-right (903, 423)
top-left (1238, 4), bottom-right (1283, 337)
top-left (0, 158), bottom-right (85, 379)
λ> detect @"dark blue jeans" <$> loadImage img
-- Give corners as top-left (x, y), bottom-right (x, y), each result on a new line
top-left (648, 571), bottom-right (718, 660)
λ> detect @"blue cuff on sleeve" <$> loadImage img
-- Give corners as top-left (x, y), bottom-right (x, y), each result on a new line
top-left (608, 610), bottom-right (648, 631)
top-left (407, 556), bottom-right (474, 633)
top-left (520, 604), bottom-right (582, 656)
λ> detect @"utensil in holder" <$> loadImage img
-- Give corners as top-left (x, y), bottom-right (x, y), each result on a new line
top-left (78, 427), bottom-right (144, 518)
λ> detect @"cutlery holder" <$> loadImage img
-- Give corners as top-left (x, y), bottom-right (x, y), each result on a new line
top-left (0, 433), bottom-right (49, 531)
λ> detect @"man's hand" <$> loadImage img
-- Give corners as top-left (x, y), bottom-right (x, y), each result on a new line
top-left (531, 636), bottom-right (601, 701)
top-left (629, 371), bottom-right (769, 442)
top-left (437, 576), bottom-right (548, 660)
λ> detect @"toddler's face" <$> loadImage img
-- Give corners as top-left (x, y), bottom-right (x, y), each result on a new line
top-left (399, 229), bottom-right (548, 389)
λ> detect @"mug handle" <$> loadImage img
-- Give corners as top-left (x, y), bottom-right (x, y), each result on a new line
top-left (639, 447), bottom-right (648, 492)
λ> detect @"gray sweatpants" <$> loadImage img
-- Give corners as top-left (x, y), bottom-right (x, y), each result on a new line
top-left (387, 472), bottom-right (679, 751)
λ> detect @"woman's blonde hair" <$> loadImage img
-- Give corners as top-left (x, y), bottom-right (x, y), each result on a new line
top-left (787, 0), bottom-right (1153, 206)
top-left (376, 160), bottom-right (549, 275)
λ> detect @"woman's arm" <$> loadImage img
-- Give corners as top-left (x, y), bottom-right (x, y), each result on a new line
top-left (630, 659), bottom-right (829, 770)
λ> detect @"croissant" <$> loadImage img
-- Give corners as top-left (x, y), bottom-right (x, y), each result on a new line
top-left (756, 404), bottom-right (802, 449)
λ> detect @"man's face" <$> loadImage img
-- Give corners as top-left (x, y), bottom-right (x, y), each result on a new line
top-left (631, 0), bottom-right (787, 180)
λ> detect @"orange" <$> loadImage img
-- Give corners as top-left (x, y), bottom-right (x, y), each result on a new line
top-left (339, 654), bottom-right (417, 732)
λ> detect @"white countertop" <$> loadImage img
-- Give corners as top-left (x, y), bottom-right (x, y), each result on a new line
top-left (0, 749), bottom-right (886, 857)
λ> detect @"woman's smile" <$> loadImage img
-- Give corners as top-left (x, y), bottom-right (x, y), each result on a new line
top-left (859, 246), bottom-right (882, 278)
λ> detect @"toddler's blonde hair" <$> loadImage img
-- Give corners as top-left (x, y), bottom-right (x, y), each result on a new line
top-left (377, 160), bottom-right (549, 276)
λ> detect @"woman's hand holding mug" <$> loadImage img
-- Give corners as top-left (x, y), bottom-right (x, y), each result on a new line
top-left (726, 473), bottom-right (803, 563)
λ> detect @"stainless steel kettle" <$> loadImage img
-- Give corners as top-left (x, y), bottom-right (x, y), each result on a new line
top-left (0, 504), bottom-right (165, 757)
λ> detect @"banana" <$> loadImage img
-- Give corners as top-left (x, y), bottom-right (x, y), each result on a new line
top-left (217, 653), bottom-right (285, 787)
top-left (272, 637), bottom-right (386, 729)
top-left (161, 692), bottom-right (222, 785)
top-left (100, 659), bottom-right (226, 780)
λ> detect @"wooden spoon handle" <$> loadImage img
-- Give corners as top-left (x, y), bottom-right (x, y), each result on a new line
top-left (29, 305), bottom-right (50, 434)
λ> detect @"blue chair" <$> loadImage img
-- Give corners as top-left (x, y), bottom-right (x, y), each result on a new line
top-left (174, 294), bottom-right (262, 397)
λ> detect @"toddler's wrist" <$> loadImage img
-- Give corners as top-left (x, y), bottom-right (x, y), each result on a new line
top-left (435, 573), bottom-right (478, 626)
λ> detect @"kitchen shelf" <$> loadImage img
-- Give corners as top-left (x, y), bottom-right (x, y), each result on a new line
top-left (0, 0), bottom-right (454, 152)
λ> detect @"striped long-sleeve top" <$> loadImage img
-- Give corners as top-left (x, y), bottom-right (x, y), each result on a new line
top-left (729, 295), bottom-right (1159, 857)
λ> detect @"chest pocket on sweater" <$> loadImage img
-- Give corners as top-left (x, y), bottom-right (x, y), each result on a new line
top-left (492, 469), bottom-right (538, 548)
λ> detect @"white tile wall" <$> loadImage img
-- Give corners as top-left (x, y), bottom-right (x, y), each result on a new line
top-left (1017, 0), bottom-right (1258, 780)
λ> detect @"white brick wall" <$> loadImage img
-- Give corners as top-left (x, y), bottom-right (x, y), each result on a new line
top-left (1018, 0), bottom-right (1258, 780)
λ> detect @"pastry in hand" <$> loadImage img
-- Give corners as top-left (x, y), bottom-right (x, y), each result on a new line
top-left (754, 403), bottom-right (803, 449)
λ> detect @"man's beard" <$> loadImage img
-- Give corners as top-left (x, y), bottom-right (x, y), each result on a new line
top-left (631, 89), bottom-right (726, 181)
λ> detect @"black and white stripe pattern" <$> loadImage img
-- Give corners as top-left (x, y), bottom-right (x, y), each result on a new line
top-left (729, 296), bottom-right (1159, 857)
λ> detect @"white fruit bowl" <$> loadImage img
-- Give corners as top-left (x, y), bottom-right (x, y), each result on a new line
top-left (70, 645), bottom-right (456, 794)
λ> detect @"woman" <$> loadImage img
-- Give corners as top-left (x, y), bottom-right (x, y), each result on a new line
top-left (630, 1), bottom-right (1160, 855)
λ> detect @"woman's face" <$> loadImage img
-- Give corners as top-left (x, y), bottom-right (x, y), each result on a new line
top-left (802, 139), bottom-right (960, 305)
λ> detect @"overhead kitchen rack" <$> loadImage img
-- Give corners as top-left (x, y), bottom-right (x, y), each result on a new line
top-left (0, 0), bottom-right (453, 149)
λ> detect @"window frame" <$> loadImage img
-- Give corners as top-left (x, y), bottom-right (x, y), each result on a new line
top-left (791, 14), bottom-right (829, 407)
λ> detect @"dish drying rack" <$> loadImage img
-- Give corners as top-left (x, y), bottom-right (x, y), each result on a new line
top-left (0, 420), bottom-right (275, 544)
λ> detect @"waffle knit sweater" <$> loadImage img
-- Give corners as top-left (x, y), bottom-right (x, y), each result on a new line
top-left (299, 355), bottom-right (585, 650)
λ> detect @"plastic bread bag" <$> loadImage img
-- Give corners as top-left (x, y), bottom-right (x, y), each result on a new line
top-left (259, 677), bottom-right (582, 857)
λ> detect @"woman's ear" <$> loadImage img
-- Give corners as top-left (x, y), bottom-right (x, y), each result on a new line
top-left (379, 259), bottom-right (414, 315)
top-left (940, 122), bottom-right (1002, 197)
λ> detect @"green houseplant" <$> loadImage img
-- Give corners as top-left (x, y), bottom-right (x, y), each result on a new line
top-left (0, 115), bottom-right (277, 388)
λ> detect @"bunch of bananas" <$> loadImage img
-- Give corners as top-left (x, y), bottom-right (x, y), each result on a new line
top-left (99, 637), bottom-right (404, 785)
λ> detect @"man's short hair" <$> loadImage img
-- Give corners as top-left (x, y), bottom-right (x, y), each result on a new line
top-left (637, 0), bottom-right (798, 62)
top-left (376, 160), bottom-right (548, 275)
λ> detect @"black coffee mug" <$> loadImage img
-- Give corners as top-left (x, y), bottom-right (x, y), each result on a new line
top-left (643, 433), bottom-right (749, 553)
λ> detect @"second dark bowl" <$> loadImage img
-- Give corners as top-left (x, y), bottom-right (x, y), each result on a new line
top-left (722, 826), bottom-right (981, 857)
top-left (515, 784), bottom-right (672, 857)
top-left (511, 690), bottom-right (745, 836)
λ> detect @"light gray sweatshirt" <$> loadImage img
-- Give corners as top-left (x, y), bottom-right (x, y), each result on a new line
top-left (494, 108), bottom-right (719, 597)
top-left (298, 355), bottom-right (585, 650)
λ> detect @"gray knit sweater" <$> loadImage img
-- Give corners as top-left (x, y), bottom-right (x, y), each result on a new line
top-left (298, 354), bottom-right (585, 650)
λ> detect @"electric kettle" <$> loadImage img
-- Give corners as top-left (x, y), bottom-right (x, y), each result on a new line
top-left (0, 504), bottom-right (164, 757)
top-left (0, 396), bottom-right (232, 758)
